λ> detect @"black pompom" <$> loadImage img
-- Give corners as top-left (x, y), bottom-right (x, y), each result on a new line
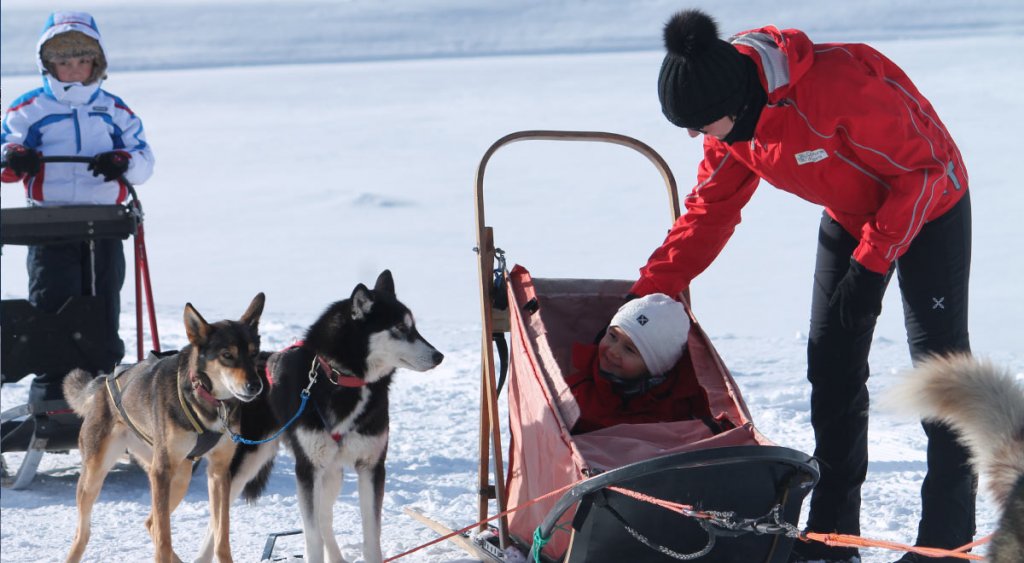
top-left (663, 9), bottom-right (720, 57)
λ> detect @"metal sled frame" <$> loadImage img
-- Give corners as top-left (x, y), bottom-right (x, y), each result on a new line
top-left (472, 131), bottom-right (681, 550)
top-left (1, 155), bottom-right (162, 489)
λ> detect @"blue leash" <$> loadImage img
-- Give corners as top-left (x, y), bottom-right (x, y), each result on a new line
top-left (228, 389), bottom-right (310, 445)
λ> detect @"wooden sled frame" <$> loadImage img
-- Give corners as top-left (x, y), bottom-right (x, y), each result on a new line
top-left (472, 130), bottom-right (681, 550)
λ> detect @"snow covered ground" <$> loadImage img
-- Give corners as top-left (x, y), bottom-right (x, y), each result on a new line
top-left (2, 1), bottom-right (1022, 561)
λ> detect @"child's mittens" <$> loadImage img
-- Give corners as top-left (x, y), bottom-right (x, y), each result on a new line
top-left (3, 144), bottom-right (42, 176)
top-left (88, 150), bottom-right (131, 182)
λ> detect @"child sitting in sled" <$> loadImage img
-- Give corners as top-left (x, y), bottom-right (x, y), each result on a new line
top-left (566, 293), bottom-right (712, 433)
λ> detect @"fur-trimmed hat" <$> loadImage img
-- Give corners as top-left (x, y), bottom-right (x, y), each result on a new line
top-left (657, 9), bottom-right (752, 129)
top-left (610, 293), bottom-right (690, 376)
top-left (41, 30), bottom-right (107, 84)
top-left (41, 30), bottom-right (101, 61)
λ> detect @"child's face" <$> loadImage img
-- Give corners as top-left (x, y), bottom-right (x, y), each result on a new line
top-left (52, 56), bottom-right (95, 83)
top-left (598, 326), bottom-right (648, 380)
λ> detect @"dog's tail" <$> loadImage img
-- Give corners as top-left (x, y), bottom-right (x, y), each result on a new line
top-left (890, 353), bottom-right (1024, 508)
top-left (62, 368), bottom-right (100, 417)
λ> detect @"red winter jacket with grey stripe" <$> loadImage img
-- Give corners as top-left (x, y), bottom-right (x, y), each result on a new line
top-left (631, 26), bottom-right (968, 298)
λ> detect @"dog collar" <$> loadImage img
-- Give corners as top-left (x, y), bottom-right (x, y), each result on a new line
top-left (286, 341), bottom-right (368, 388)
top-left (315, 355), bottom-right (367, 388)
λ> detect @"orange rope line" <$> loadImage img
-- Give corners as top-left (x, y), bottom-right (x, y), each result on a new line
top-left (387, 480), bottom-right (994, 562)
top-left (952, 534), bottom-right (993, 552)
top-left (605, 485), bottom-right (710, 518)
top-left (383, 479), bottom-right (579, 562)
top-left (802, 532), bottom-right (985, 561)
top-left (606, 485), bottom-right (991, 561)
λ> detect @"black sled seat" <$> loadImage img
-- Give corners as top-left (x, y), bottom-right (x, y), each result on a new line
top-left (0, 297), bottom-right (111, 488)
top-left (1, 199), bottom-right (139, 489)
top-left (543, 445), bottom-right (818, 563)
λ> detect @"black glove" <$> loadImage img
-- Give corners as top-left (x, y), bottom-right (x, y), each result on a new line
top-left (88, 150), bottom-right (131, 182)
top-left (4, 144), bottom-right (41, 176)
top-left (829, 259), bottom-right (888, 332)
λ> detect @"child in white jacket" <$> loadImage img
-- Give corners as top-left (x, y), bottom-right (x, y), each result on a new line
top-left (1, 11), bottom-right (155, 401)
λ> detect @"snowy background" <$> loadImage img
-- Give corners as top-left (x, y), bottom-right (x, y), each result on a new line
top-left (2, 0), bottom-right (1022, 561)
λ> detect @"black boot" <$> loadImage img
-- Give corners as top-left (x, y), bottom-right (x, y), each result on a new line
top-left (28, 375), bottom-right (66, 404)
top-left (789, 539), bottom-right (860, 563)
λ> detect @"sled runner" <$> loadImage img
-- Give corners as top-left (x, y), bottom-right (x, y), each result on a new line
top-left (1, 155), bottom-right (161, 489)
top-left (412, 131), bottom-right (820, 562)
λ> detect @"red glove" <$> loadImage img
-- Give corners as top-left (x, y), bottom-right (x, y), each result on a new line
top-left (4, 144), bottom-right (41, 176)
top-left (88, 150), bottom-right (131, 182)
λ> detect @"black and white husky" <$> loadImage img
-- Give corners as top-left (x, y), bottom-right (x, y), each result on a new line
top-left (890, 353), bottom-right (1024, 563)
top-left (196, 270), bottom-right (443, 563)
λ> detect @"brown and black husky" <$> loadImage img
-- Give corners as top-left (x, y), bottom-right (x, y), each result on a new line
top-left (62, 293), bottom-right (265, 563)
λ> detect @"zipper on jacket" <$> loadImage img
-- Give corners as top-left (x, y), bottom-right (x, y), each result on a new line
top-left (73, 108), bottom-right (82, 153)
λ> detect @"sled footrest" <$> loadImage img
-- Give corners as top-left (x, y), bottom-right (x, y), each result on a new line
top-left (261, 529), bottom-right (303, 561)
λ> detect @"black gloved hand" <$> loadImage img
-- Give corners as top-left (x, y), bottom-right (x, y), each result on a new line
top-left (4, 144), bottom-right (41, 176)
top-left (88, 150), bottom-right (131, 182)
top-left (829, 259), bottom-right (888, 332)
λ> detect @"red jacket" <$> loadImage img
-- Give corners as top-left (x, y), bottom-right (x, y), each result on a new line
top-left (566, 343), bottom-right (711, 434)
top-left (632, 26), bottom-right (968, 297)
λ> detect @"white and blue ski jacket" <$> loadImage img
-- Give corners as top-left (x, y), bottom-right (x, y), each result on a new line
top-left (1, 11), bottom-right (154, 205)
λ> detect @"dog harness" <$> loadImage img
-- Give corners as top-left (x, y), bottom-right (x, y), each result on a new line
top-left (230, 344), bottom-right (366, 448)
top-left (102, 364), bottom-right (227, 461)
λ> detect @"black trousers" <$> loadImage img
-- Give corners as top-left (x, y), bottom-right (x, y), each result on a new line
top-left (27, 238), bottom-right (126, 381)
top-left (804, 192), bottom-right (976, 560)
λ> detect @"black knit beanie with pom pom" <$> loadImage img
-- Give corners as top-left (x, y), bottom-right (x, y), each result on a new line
top-left (658, 9), bottom-right (756, 130)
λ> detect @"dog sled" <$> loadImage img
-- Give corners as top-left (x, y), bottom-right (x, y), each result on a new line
top-left (410, 131), bottom-right (819, 562)
top-left (0, 155), bottom-right (161, 489)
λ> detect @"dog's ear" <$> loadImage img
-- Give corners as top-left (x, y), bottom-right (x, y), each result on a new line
top-left (240, 292), bottom-right (266, 330)
top-left (351, 283), bottom-right (374, 320)
top-left (184, 303), bottom-right (211, 346)
top-left (374, 270), bottom-right (395, 297)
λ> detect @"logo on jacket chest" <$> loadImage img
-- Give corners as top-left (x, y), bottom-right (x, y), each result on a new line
top-left (794, 148), bottom-right (829, 165)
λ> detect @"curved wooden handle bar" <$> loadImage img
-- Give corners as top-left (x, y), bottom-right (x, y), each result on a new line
top-left (473, 130), bottom-right (681, 249)
top-left (471, 131), bottom-right (682, 547)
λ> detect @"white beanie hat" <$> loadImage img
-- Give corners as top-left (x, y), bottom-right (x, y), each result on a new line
top-left (609, 293), bottom-right (689, 376)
